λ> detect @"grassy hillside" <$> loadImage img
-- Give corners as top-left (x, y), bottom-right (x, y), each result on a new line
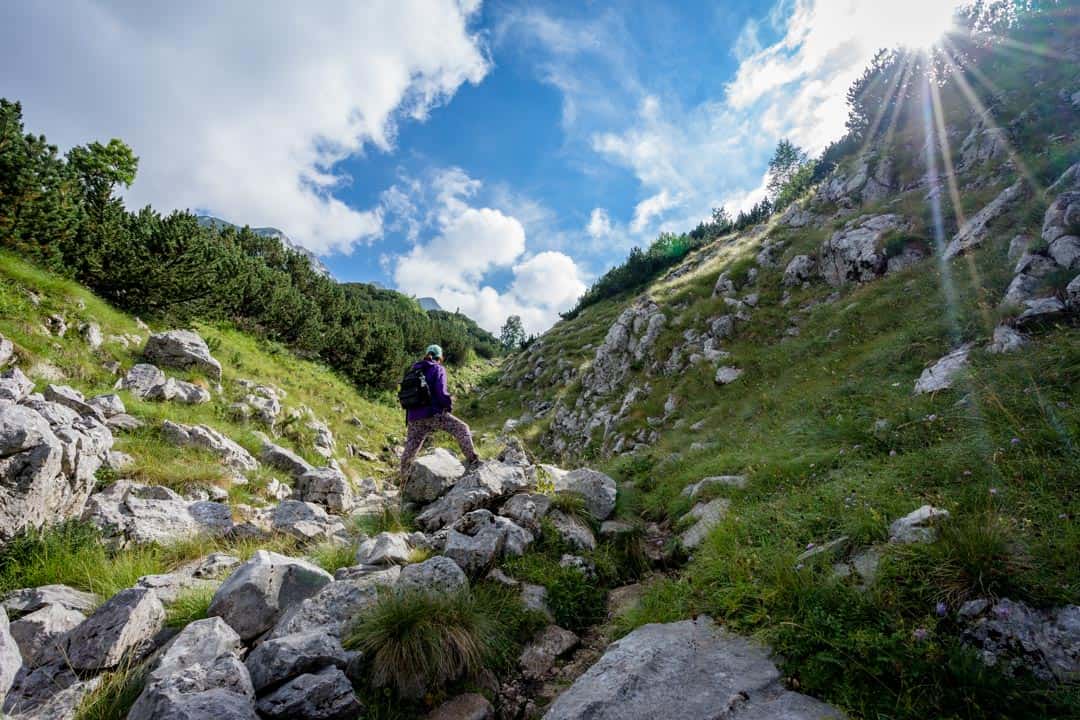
top-left (467, 21), bottom-right (1080, 719)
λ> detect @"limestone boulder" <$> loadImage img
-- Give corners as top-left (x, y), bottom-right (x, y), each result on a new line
top-left (548, 510), bottom-right (596, 552)
top-left (397, 556), bottom-right (468, 595)
top-left (783, 254), bottom-right (817, 287)
top-left (161, 420), bottom-right (257, 472)
top-left (820, 214), bottom-right (906, 285)
top-left (255, 666), bottom-right (361, 720)
top-left (443, 510), bottom-right (510, 575)
top-left (128, 617), bottom-right (256, 720)
top-left (542, 617), bottom-right (843, 720)
top-left (294, 466), bottom-right (354, 514)
top-left (82, 480), bottom-right (233, 546)
top-left (260, 438), bottom-right (314, 478)
top-left (913, 344), bottom-right (972, 394)
top-left (245, 631), bottom-right (349, 693)
top-left (65, 587), bottom-right (165, 672)
top-left (208, 551), bottom-right (333, 641)
top-left (0, 609), bottom-right (20, 708)
top-left (143, 330), bottom-right (223, 381)
top-left (0, 367), bottom-right (33, 402)
top-left (270, 500), bottom-right (349, 544)
top-left (680, 498), bottom-right (730, 549)
top-left (551, 468), bottom-right (616, 521)
top-left (355, 532), bottom-right (413, 566)
top-left (988, 325), bottom-right (1027, 354)
top-left (9, 603), bottom-right (84, 667)
top-left (87, 393), bottom-right (125, 418)
top-left (519, 625), bottom-right (579, 680)
top-left (404, 448), bottom-right (464, 503)
top-left (498, 492), bottom-right (552, 533)
top-left (268, 566), bottom-right (400, 640)
top-left (114, 363), bottom-right (167, 398)
top-left (944, 180), bottom-right (1026, 259)
top-left (2, 585), bottom-right (98, 618)
top-left (427, 694), bottom-right (494, 720)
top-left (889, 505), bottom-right (950, 544)
top-left (416, 461), bottom-right (532, 531)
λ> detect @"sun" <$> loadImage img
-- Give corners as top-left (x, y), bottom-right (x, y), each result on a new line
top-left (881, 0), bottom-right (967, 52)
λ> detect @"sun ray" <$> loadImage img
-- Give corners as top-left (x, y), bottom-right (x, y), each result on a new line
top-left (853, 52), bottom-right (914, 160)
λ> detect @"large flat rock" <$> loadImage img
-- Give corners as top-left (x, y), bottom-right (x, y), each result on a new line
top-left (542, 617), bottom-right (843, 720)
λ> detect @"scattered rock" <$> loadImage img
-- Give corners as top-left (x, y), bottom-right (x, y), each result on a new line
top-left (43, 384), bottom-right (102, 420)
top-left (270, 500), bottom-right (348, 544)
top-left (143, 330), bottom-right (223, 381)
top-left (87, 393), bottom-right (125, 418)
top-left (295, 466), bottom-right (354, 514)
top-left (416, 461), bottom-right (532, 531)
top-left (0, 335), bottom-right (13, 368)
top-left (79, 322), bottom-right (103, 350)
top-left (260, 438), bottom-right (315, 478)
top-left (913, 344), bottom-right (972, 394)
top-left (714, 366), bottom-right (743, 385)
top-left (208, 550), bottom-right (334, 641)
top-left (82, 480), bottom-right (233, 546)
top-left (820, 214), bottom-right (907, 285)
top-left (2, 585), bottom-right (98, 618)
top-left (356, 532), bottom-right (413, 566)
top-left (519, 625), bottom-right (579, 680)
top-left (44, 315), bottom-right (66, 338)
top-left (0, 609), bottom-right (20, 708)
top-left (542, 617), bottom-right (843, 720)
top-left (1067, 275), bottom-right (1080, 310)
top-left (443, 510), bottom-right (510, 575)
top-left (268, 567), bottom-right (400, 640)
top-left (0, 367), bottom-right (33, 402)
top-left (127, 617), bottom-right (255, 720)
top-left (245, 631), bottom-right (349, 693)
top-left (547, 510), bottom-right (596, 552)
top-left (1014, 297), bottom-right (1068, 328)
top-left (398, 556), bottom-right (469, 595)
top-left (680, 498), bottom-right (729, 549)
top-left (783, 254), bottom-right (817, 287)
top-left (9, 603), bottom-right (84, 667)
top-left (427, 693), bottom-right (494, 720)
top-left (889, 505), bottom-right (950, 544)
top-left (988, 325), bottom-right (1028, 354)
top-left (944, 180), bottom-right (1026, 259)
top-left (145, 377), bottom-right (211, 404)
top-left (498, 492), bottom-right (552, 533)
top-left (115, 363), bottom-right (167, 398)
top-left (599, 520), bottom-right (636, 539)
top-left (796, 536), bottom-right (850, 567)
top-left (958, 597), bottom-right (1080, 682)
top-left (65, 587), bottom-right (164, 671)
top-left (256, 666), bottom-right (361, 720)
top-left (161, 420), bottom-right (257, 472)
top-left (405, 448), bottom-right (465, 503)
top-left (551, 468), bottom-right (616, 521)
top-left (681, 475), bottom-right (747, 499)
top-left (106, 413), bottom-right (144, 433)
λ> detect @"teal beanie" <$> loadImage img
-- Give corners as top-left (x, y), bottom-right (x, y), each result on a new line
top-left (426, 344), bottom-right (444, 359)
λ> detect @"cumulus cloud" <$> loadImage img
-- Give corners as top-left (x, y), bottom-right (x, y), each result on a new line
top-left (518, 0), bottom-right (968, 239)
top-left (586, 208), bottom-right (614, 239)
top-left (391, 169), bottom-right (586, 334)
top-left (0, 1), bottom-right (489, 255)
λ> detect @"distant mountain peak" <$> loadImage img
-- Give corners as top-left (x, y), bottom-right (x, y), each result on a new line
top-left (418, 296), bottom-right (442, 312)
top-left (197, 215), bottom-right (333, 279)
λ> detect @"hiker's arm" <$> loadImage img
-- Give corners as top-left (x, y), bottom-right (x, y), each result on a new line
top-left (433, 365), bottom-right (452, 411)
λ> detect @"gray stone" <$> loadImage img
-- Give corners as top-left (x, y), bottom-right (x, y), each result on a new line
top-left (547, 510), bottom-right (596, 552)
top-left (783, 254), bottom-right (817, 287)
top-left (7, 676), bottom-right (101, 720)
top-left (552, 468), bottom-right (616, 521)
top-left (498, 492), bottom-right (552, 532)
top-left (268, 566), bottom-right (400, 640)
top-left (1049, 235), bottom-right (1080, 270)
top-left (958, 598), bottom-right (1080, 682)
top-left (1014, 296), bottom-right (1068, 327)
top-left (208, 550), bottom-right (333, 641)
top-left (849, 548), bottom-right (882, 586)
top-left (427, 693), bottom-right (494, 720)
top-left (270, 500), bottom-right (348, 543)
top-left (65, 587), bottom-right (164, 671)
top-left (295, 466), bottom-right (354, 514)
top-left (795, 537), bottom-right (850, 566)
top-left (1002, 272), bottom-right (1040, 307)
top-left (988, 325), bottom-right (1028, 354)
top-left (87, 393), bottom-right (125, 418)
top-left (416, 461), bottom-right (532, 531)
top-left (405, 447), bottom-right (465, 503)
top-left (541, 617), bottom-right (843, 720)
top-left (245, 631), bottom-right (348, 692)
top-left (143, 330), bottom-right (222, 381)
top-left (145, 377), bottom-right (211, 404)
top-left (680, 498), bottom-right (730, 549)
top-left (307, 419), bottom-right (336, 460)
top-left (914, 344), bottom-right (972, 394)
top-left (106, 413), bottom-right (143, 433)
top-left (599, 520), bottom-right (635, 538)
top-left (1067, 274), bottom-right (1080, 311)
top-left (161, 420), bottom-right (257, 472)
top-left (889, 505), bottom-right (950, 544)
top-left (1015, 252), bottom-right (1059, 278)
top-left (820, 214), bottom-right (906, 285)
top-left (443, 510), bottom-right (508, 575)
top-left (0, 367), bottom-right (33, 402)
top-left (9, 604), bottom-right (84, 667)
top-left (714, 366), bottom-right (744, 385)
top-left (356, 532), bottom-right (412, 566)
top-left (0, 335), bottom-right (12, 368)
top-left (0, 400), bottom-right (112, 541)
top-left (128, 617), bottom-right (256, 720)
top-left (260, 439), bottom-right (314, 478)
top-left (885, 243), bottom-right (928, 274)
top-left (83, 480), bottom-right (233, 546)
top-left (945, 180), bottom-right (1026, 259)
top-left (1008, 235), bottom-right (1032, 262)
top-left (115, 363), bottom-right (167, 398)
top-left (519, 625), bottom-right (579, 680)
top-left (43, 384), bottom-right (101, 420)
top-left (521, 583), bottom-right (552, 621)
top-left (681, 475), bottom-right (747, 499)
top-left (78, 322), bottom-right (103, 350)
top-left (2, 585), bottom-right (98, 618)
top-left (255, 666), bottom-right (361, 720)
top-left (398, 556), bottom-right (468, 595)
top-left (580, 299), bottom-right (666, 398)
top-left (0, 609), bottom-right (20, 707)
top-left (134, 571), bottom-right (218, 605)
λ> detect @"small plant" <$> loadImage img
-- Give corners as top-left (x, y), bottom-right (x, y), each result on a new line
top-left (353, 505), bottom-right (415, 536)
top-left (345, 589), bottom-right (500, 699)
top-left (165, 586), bottom-right (215, 628)
top-left (74, 659), bottom-right (147, 720)
top-left (308, 540), bottom-right (358, 575)
top-left (503, 553), bottom-right (606, 632)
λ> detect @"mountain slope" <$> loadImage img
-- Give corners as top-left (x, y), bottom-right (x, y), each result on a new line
top-left (196, 215), bottom-right (333, 278)
top-left (469, 17), bottom-right (1080, 718)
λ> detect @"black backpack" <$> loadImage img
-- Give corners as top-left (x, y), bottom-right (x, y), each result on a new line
top-left (397, 365), bottom-right (432, 410)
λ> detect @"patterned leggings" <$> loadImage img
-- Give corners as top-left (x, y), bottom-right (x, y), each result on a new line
top-left (400, 413), bottom-right (478, 476)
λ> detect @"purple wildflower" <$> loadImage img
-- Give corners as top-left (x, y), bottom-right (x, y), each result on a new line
top-left (935, 602), bottom-right (948, 617)
top-left (913, 628), bottom-right (929, 641)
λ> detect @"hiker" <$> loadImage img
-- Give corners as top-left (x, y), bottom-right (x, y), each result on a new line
top-left (398, 344), bottom-right (479, 477)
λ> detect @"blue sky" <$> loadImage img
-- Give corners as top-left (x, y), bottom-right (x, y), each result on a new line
top-left (0, 0), bottom-right (965, 333)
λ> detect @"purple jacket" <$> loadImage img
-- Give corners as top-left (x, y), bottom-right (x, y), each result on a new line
top-left (406, 358), bottom-right (452, 422)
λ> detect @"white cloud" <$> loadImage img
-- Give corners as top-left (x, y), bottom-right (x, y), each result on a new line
top-left (630, 191), bottom-right (677, 233)
top-left (391, 169), bottom-right (586, 334)
top-left (0, 1), bottom-right (489, 255)
top-left (586, 208), bottom-right (613, 239)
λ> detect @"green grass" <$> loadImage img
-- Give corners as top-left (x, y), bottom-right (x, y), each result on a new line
top-left (345, 584), bottom-right (543, 701)
top-left (74, 659), bottom-right (148, 720)
top-left (307, 539), bottom-right (359, 575)
top-left (164, 585), bottom-right (216, 628)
